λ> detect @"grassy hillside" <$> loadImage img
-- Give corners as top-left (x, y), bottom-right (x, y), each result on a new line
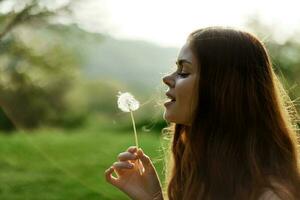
top-left (0, 128), bottom-right (168, 200)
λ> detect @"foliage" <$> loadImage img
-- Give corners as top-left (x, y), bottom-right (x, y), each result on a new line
top-left (0, 0), bottom-right (82, 130)
top-left (0, 30), bottom-right (80, 129)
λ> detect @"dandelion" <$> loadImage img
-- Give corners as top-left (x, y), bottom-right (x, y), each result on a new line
top-left (117, 91), bottom-right (144, 174)
top-left (117, 92), bottom-right (140, 112)
top-left (117, 92), bottom-right (140, 148)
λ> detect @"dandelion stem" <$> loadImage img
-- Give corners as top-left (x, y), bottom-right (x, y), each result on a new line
top-left (130, 110), bottom-right (139, 148)
top-left (130, 110), bottom-right (144, 175)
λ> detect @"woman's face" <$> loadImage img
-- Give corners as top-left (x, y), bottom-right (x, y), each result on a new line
top-left (162, 42), bottom-right (198, 126)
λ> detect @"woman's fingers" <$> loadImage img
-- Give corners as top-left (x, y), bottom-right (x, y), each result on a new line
top-left (118, 151), bottom-right (138, 161)
top-left (112, 161), bottom-right (136, 177)
top-left (137, 148), bottom-right (154, 171)
top-left (105, 166), bottom-right (118, 186)
top-left (127, 146), bottom-right (138, 153)
top-left (106, 147), bottom-right (151, 184)
top-left (124, 147), bottom-right (154, 172)
top-left (113, 161), bottom-right (134, 169)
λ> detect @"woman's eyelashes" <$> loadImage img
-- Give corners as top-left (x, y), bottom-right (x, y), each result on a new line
top-left (177, 72), bottom-right (190, 78)
top-left (176, 68), bottom-right (190, 78)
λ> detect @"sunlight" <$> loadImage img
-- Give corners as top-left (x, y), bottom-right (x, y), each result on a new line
top-left (74, 0), bottom-right (300, 47)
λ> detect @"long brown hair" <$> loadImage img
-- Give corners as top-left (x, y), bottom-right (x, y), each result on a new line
top-left (162, 27), bottom-right (300, 200)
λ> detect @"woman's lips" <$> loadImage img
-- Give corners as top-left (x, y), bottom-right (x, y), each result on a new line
top-left (165, 92), bottom-right (176, 101)
top-left (164, 92), bottom-right (176, 107)
top-left (164, 99), bottom-right (175, 107)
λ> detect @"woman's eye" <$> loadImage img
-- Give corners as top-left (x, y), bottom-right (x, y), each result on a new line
top-left (176, 72), bottom-right (190, 78)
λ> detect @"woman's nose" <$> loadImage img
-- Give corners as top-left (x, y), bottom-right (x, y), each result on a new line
top-left (162, 74), bottom-right (175, 88)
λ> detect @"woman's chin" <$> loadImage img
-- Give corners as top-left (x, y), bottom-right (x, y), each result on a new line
top-left (163, 112), bottom-right (175, 123)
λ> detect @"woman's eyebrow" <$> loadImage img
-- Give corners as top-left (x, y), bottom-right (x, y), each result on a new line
top-left (176, 59), bottom-right (192, 66)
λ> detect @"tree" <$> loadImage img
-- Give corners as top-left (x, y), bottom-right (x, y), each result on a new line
top-left (0, 0), bottom-right (82, 131)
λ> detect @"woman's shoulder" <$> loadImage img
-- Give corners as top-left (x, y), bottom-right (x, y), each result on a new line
top-left (258, 189), bottom-right (281, 200)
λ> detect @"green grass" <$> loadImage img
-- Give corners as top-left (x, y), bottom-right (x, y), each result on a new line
top-left (0, 128), bottom-right (168, 200)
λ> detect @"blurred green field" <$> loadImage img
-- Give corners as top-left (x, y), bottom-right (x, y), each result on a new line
top-left (0, 128), bottom-right (167, 200)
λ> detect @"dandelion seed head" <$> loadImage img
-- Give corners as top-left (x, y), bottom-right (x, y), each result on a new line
top-left (117, 91), bottom-right (140, 112)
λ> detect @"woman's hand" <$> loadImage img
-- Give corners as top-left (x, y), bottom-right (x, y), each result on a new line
top-left (105, 146), bottom-right (163, 200)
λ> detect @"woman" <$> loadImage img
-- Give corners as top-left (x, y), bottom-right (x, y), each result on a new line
top-left (105, 27), bottom-right (300, 200)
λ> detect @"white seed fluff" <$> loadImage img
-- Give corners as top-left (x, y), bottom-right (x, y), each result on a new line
top-left (117, 92), bottom-right (140, 112)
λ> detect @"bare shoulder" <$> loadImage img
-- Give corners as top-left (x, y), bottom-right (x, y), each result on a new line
top-left (258, 189), bottom-right (281, 200)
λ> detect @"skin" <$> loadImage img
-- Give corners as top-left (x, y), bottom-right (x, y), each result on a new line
top-left (104, 42), bottom-right (197, 200)
top-left (162, 42), bottom-right (197, 125)
top-left (104, 147), bottom-right (163, 200)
